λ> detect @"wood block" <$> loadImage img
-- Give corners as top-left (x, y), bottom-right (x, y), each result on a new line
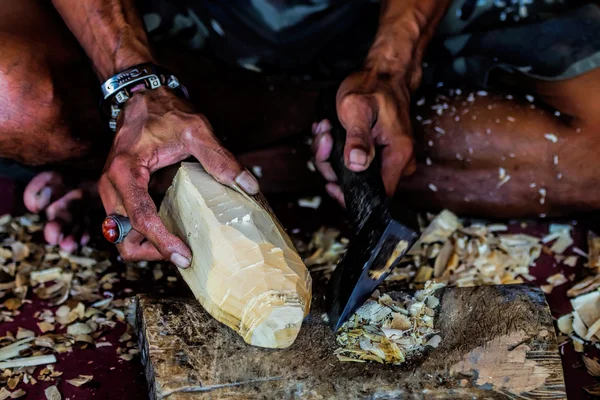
top-left (159, 163), bottom-right (312, 349)
top-left (133, 285), bottom-right (566, 399)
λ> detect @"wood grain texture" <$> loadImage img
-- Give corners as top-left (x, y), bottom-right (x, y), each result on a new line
top-left (133, 285), bottom-right (566, 400)
top-left (159, 163), bottom-right (312, 348)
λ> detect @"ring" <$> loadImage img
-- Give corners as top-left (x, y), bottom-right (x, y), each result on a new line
top-left (102, 214), bottom-right (132, 244)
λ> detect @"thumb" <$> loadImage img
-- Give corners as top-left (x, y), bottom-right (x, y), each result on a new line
top-left (336, 94), bottom-right (376, 172)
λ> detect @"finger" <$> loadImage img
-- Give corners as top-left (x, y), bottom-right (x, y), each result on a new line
top-left (337, 94), bottom-right (376, 172)
top-left (80, 232), bottom-right (90, 246)
top-left (189, 124), bottom-right (259, 195)
top-left (44, 221), bottom-right (62, 246)
top-left (311, 119), bottom-right (332, 136)
top-left (45, 216), bottom-right (85, 252)
top-left (45, 189), bottom-right (84, 222)
top-left (325, 183), bottom-right (345, 207)
top-left (379, 129), bottom-right (414, 197)
top-left (59, 235), bottom-right (78, 254)
top-left (108, 159), bottom-right (192, 268)
top-left (117, 230), bottom-right (164, 262)
top-left (372, 94), bottom-right (415, 196)
top-left (23, 172), bottom-right (66, 213)
top-left (312, 131), bottom-right (337, 182)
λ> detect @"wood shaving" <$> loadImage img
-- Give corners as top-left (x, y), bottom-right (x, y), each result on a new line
top-left (37, 322), bottom-right (55, 333)
top-left (588, 231), bottom-right (600, 271)
top-left (563, 255), bottom-right (578, 267)
top-left (567, 275), bottom-right (600, 298)
top-left (0, 214), bottom-right (171, 391)
top-left (297, 197), bottom-right (321, 209)
top-left (584, 383), bottom-right (600, 396)
top-left (335, 281), bottom-right (444, 364)
top-left (44, 385), bottom-right (61, 400)
top-left (391, 210), bottom-right (542, 287)
top-left (0, 354), bottom-right (56, 369)
top-left (299, 228), bottom-right (348, 280)
top-left (583, 355), bottom-right (600, 377)
top-left (66, 374), bottom-right (93, 387)
top-left (251, 166), bottom-right (262, 178)
top-left (9, 389), bottom-right (25, 399)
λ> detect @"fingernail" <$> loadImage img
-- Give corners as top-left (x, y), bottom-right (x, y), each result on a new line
top-left (349, 149), bottom-right (368, 166)
top-left (315, 120), bottom-right (328, 135)
top-left (171, 253), bottom-right (191, 269)
top-left (235, 171), bottom-right (259, 195)
top-left (36, 187), bottom-right (52, 209)
top-left (80, 233), bottom-right (90, 246)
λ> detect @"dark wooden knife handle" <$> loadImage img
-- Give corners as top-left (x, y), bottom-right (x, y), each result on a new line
top-left (321, 95), bottom-right (389, 233)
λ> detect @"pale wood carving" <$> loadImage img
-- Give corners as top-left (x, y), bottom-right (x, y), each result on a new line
top-left (159, 162), bottom-right (312, 349)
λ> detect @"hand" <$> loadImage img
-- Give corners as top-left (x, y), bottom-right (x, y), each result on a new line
top-left (312, 71), bottom-right (416, 205)
top-left (98, 87), bottom-right (259, 268)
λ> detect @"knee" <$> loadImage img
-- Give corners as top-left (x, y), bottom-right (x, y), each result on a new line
top-left (0, 33), bottom-right (64, 128)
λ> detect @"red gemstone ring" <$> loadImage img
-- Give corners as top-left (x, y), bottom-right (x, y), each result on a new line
top-left (102, 214), bottom-right (132, 244)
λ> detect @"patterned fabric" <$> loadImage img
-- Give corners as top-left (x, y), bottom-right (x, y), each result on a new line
top-left (138, 0), bottom-right (600, 85)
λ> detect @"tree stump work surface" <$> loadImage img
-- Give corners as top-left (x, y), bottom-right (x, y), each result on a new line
top-left (133, 285), bottom-right (566, 399)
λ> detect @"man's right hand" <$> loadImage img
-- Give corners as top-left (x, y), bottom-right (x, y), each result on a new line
top-left (312, 70), bottom-right (416, 206)
top-left (98, 87), bottom-right (258, 268)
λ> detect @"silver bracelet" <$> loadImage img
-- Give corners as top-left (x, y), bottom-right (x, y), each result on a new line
top-left (100, 63), bottom-right (188, 130)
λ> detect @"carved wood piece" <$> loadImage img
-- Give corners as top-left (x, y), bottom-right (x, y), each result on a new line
top-left (158, 162), bottom-right (312, 349)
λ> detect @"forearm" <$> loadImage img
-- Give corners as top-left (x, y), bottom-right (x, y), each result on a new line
top-left (52, 0), bottom-right (153, 81)
top-left (366, 0), bottom-right (451, 89)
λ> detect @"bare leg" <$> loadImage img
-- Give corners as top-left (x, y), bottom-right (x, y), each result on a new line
top-left (397, 68), bottom-right (600, 218)
top-left (0, 0), bottom-right (108, 169)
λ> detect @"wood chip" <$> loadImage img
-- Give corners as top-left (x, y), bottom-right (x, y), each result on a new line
top-left (3, 298), bottom-right (22, 311)
top-left (563, 255), bottom-right (578, 267)
top-left (567, 275), bottom-right (600, 297)
top-left (0, 337), bottom-right (35, 361)
top-left (30, 268), bottom-right (62, 285)
top-left (7, 375), bottom-right (19, 390)
top-left (0, 388), bottom-right (11, 400)
top-left (589, 231), bottom-right (600, 270)
top-left (0, 354), bottom-right (57, 369)
top-left (37, 322), bottom-right (55, 333)
top-left (583, 355), bottom-right (600, 376)
top-left (297, 197), bottom-right (321, 209)
top-left (66, 374), bottom-right (93, 387)
top-left (546, 273), bottom-right (568, 288)
top-left (10, 389), bottom-right (25, 399)
top-left (557, 314), bottom-right (573, 335)
top-left (67, 322), bottom-right (94, 336)
top-left (583, 383), bottom-right (600, 396)
top-left (44, 385), bottom-right (61, 400)
top-left (15, 327), bottom-right (35, 340)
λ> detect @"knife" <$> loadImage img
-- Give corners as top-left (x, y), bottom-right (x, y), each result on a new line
top-left (320, 92), bottom-right (420, 332)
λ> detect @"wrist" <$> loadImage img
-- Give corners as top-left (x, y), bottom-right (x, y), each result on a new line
top-left (365, 32), bottom-right (421, 88)
top-left (98, 41), bottom-right (154, 81)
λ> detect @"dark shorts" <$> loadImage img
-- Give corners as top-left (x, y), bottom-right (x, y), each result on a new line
top-left (139, 0), bottom-right (600, 86)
